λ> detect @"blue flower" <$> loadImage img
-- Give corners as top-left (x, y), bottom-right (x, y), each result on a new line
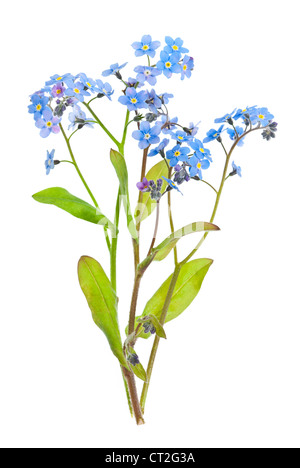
top-left (145, 89), bottom-right (163, 113)
top-left (214, 109), bottom-right (236, 124)
top-left (45, 73), bottom-right (73, 86)
top-left (227, 126), bottom-right (245, 146)
top-left (45, 149), bottom-right (55, 175)
top-left (28, 94), bottom-right (49, 121)
top-left (203, 125), bottom-right (225, 143)
top-left (189, 156), bottom-right (211, 178)
top-left (164, 36), bottom-right (189, 55)
top-left (35, 108), bottom-right (61, 138)
top-left (65, 81), bottom-right (91, 102)
top-left (131, 35), bottom-right (161, 58)
top-left (231, 161), bottom-right (242, 177)
top-left (171, 130), bottom-right (193, 144)
top-left (252, 107), bottom-right (274, 126)
top-left (189, 139), bottom-right (212, 161)
top-left (102, 62), bottom-right (127, 77)
top-left (68, 105), bottom-right (94, 130)
top-left (162, 177), bottom-right (183, 195)
top-left (233, 106), bottom-right (258, 122)
top-left (134, 66), bottom-right (162, 86)
top-left (78, 73), bottom-right (97, 92)
top-left (166, 144), bottom-right (190, 167)
top-left (185, 121), bottom-right (201, 137)
top-left (156, 51), bottom-right (181, 78)
top-left (95, 79), bottom-right (114, 100)
top-left (132, 121), bottom-right (161, 149)
top-left (159, 115), bottom-right (178, 134)
top-left (181, 55), bottom-right (194, 80)
top-left (148, 138), bottom-right (170, 157)
top-left (118, 88), bottom-right (148, 111)
top-left (51, 83), bottom-right (66, 99)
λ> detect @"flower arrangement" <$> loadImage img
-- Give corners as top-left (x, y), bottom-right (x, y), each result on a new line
top-left (28, 35), bottom-right (277, 425)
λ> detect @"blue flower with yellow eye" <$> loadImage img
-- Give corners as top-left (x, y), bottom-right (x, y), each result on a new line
top-left (132, 121), bottom-right (161, 149)
top-left (134, 66), bottom-right (162, 86)
top-left (214, 109), bottom-right (236, 124)
top-left (171, 130), bottom-right (193, 144)
top-left (102, 62), bottom-right (128, 77)
top-left (189, 139), bottom-right (212, 161)
top-left (45, 73), bottom-right (73, 86)
top-left (132, 35), bottom-right (161, 58)
top-left (78, 73), bottom-right (97, 93)
top-left (233, 106), bottom-right (257, 122)
top-left (164, 36), bottom-right (189, 55)
top-left (166, 144), bottom-right (190, 167)
top-left (181, 55), bottom-right (194, 80)
top-left (118, 88), bottom-right (148, 111)
top-left (64, 81), bottom-right (91, 102)
top-left (189, 155), bottom-right (211, 179)
top-left (251, 107), bottom-right (274, 126)
top-left (227, 126), bottom-right (245, 146)
top-left (35, 108), bottom-right (61, 138)
top-left (156, 51), bottom-right (181, 78)
top-left (45, 149), bottom-right (55, 175)
top-left (28, 94), bottom-right (49, 121)
top-left (203, 125), bottom-right (225, 143)
top-left (162, 177), bottom-right (183, 195)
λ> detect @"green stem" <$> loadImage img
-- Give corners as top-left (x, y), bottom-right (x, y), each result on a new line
top-left (59, 123), bottom-right (99, 209)
top-left (83, 102), bottom-right (120, 148)
top-left (110, 188), bottom-right (120, 292)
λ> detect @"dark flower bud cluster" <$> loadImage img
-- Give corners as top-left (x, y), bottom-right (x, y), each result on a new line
top-left (127, 351), bottom-right (140, 367)
top-left (262, 121), bottom-right (278, 141)
top-left (173, 164), bottom-right (190, 185)
top-left (137, 178), bottom-right (163, 201)
top-left (142, 322), bottom-right (156, 334)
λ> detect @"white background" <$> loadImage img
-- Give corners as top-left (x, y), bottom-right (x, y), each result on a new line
top-left (1, 0), bottom-right (299, 449)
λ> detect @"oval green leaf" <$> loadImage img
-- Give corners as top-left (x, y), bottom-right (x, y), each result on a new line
top-left (134, 160), bottom-right (168, 223)
top-left (33, 187), bottom-right (116, 234)
top-left (78, 256), bottom-right (128, 368)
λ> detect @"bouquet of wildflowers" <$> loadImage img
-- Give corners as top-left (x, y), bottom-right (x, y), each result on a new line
top-left (28, 35), bottom-right (277, 425)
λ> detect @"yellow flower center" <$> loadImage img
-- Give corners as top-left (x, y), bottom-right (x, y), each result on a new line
top-left (142, 45), bottom-right (149, 50)
top-left (258, 114), bottom-right (264, 119)
top-left (174, 151), bottom-right (181, 157)
top-left (36, 104), bottom-right (42, 111)
top-left (46, 121), bottom-right (52, 127)
top-left (74, 88), bottom-right (80, 94)
top-left (172, 45), bottom-right (179, 51)
top-left (213, 133), bottom-right (218, 137)
top-left (242, 108), bottom-right (247, 112)
top-left (178, 136), bottom-right (183, 140)
top-left (56, 89), bottom-right (62, 94)
top-left (200, 148), bottom-right (205, 153)
top-left (131, 98), bottom-right (137, 104)
top-left (86, 82), bottom-right (92, 87)
top-left (165, 62), bottom-right (172, 68)
top-left (183, 65), bottom-right (187, 71)
top-left (56, 77), bottom-right (63, 81)
top-left (197, 162), bottom-right (202, 169)
top-left (145, 133), bottom-right (150, 139)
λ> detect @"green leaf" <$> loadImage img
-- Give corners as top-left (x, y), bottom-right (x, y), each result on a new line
top-left (78, 256), bottom-right (128, 368)
top-left (148, 314), bottom-right (167, 339)
top-left (33, 187), bottom-right (116, 234)
top-left (110, 149), bottom-right (138, 241)
top-left (134, 160), bottom-right (169, 223)
top-left (131, 259), bottom-right (213, 339)
top-left (153, 222), bottom-right (220, 261)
